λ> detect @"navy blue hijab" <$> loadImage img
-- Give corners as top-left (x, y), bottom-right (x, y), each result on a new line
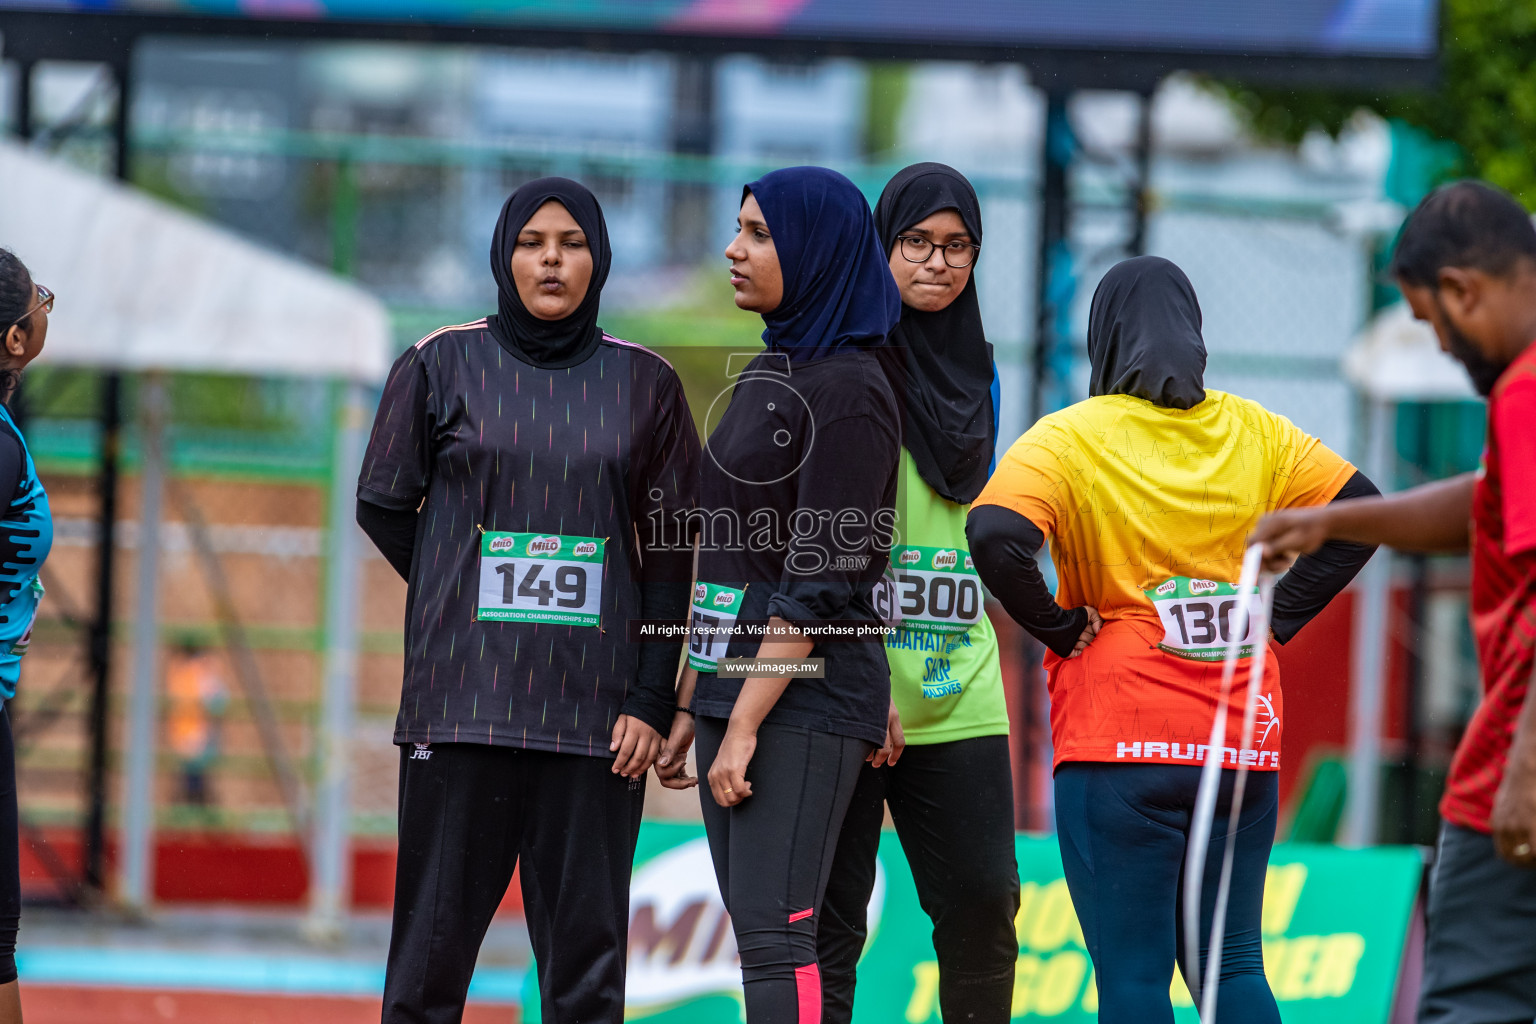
top-left (745, 166), bottom-right (900, 362)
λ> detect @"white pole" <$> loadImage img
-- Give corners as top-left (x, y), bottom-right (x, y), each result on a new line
top-left (121, 370), bottom-right (167, 912)
top-left (1343, 396), bottom-right (1394, 847)
top-left (307, 380), bottom-right (368, 939)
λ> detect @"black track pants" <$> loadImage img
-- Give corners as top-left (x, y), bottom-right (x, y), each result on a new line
top-left (695, 717), bottom-right (870, 1024)
top-left (381, 742), bottom-right (644, 1024)
top-left (819, 735), bottom-right (1021, 1024)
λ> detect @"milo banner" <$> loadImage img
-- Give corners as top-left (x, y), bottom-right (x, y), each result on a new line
top-left (522, 823), bottom-right (1421, 1022)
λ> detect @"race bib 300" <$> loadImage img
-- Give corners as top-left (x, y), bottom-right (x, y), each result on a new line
top-left (880, 546), bottom-right (984, 635)
top-left (476, 532), bottom-right (605, 627)
top-left (1144, 576), bottom-right (1264, 661)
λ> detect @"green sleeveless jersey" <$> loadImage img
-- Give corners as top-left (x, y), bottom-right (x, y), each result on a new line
top-left (880, 450), bottom-right (1009, 744)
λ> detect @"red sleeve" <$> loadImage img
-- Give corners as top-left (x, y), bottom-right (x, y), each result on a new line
top-left (1495, 377), bottom-right (1536, 557)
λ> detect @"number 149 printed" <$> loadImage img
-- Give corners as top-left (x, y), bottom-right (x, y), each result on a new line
top-left (476, 532), bottom-right (606, 627)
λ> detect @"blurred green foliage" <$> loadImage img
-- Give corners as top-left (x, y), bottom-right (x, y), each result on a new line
top-left (24, 367), bottom-right (302, 430)
top-left (864, 63), bottom-right (912, 161)
top-left (1212, 0), bottom-right (1536, 205)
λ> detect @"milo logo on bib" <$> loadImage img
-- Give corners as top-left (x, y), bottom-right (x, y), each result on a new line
top-left (688, 582), bottom-right (746, 673)
top-left (886, 545), bottom-right (984, 635)
top-left (476, 531), bottom-right (605, 626)
top-left (1144, 575), bottom-right (1264, 662)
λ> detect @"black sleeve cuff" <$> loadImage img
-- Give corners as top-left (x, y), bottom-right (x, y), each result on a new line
top-left (356, 498), bottom-right (417, 581)
top-left (622, 578), bottom-right (690, 735)
top-left (619, 690), bottom-right (676, 737)
top-left (765, 587), bottom-right (854, 636)
top-left (356, 482), bottom-right (422, 512)
top-left (1271, 469), bottom-right (1381, 645)
top-left (966, 503), bottom-right (1087, 658)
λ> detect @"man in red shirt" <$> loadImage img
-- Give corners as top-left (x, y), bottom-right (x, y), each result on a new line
top-left (1255, 179), bottom-right (1536, 1024)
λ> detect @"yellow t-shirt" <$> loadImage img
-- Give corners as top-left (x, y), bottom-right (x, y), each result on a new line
top-left (974, 390), bottom-right (1354, 769)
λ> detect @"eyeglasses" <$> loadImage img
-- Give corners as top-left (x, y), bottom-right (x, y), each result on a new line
top-left (9, 284), bottom-right (53, 329)
top-left (896, 235), bottom-right (981, 269)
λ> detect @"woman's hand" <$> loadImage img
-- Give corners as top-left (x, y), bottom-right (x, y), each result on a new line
top-left (1070, 608), bottom-right (1103, 657)
top-left (655, 711), bottom-right (699, 790)
top-left (708, 724), bottom-right (758, 807)
top-left (610, 715), bottom-right (662, 779)
top-left (869, 700), bottom-right (905, 767)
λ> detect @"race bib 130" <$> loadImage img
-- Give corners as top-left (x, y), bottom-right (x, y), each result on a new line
top-left (1144, 576), bottom-right (1264, 661)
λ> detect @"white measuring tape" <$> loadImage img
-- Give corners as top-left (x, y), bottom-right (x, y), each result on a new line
top-left (1181, 543), bottom-right (1278, 1022)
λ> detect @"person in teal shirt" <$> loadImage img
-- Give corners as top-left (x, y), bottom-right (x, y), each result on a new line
top-left (818, 164), bottom-right (1019, 1024)
top-left (0, 248), bottom-right (54, 1024)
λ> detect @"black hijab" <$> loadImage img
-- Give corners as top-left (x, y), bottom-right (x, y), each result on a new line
top-left (487, 177), bottom-right (612, 367)
top-left (1086, 256), bottom-right (1207, 410)
top-left (873, 162), bottom-right (996, 505)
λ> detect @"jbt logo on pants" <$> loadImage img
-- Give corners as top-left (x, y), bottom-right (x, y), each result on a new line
top-left (410, 743), bottom-right (432, 761)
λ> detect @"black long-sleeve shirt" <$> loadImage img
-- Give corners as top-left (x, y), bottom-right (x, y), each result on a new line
top-left (356, 325), bottom-right (699, 751)
top-left (690, 349), bottom-right (901, 747)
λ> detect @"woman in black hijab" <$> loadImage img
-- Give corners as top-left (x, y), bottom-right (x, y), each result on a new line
top-left (817, 163), bottom-right (1019, 1024)
top-left (966, 256), bottom-right (1379, 1022)
top-left (357, 178), bottom-right (699, 1024)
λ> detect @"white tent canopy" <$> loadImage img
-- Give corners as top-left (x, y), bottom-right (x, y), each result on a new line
top-left (0, 136), bottom-right (390, 382)
top-left (0, 137), bottom-right (382, 931)
top-left (1343, 300), bottom-right (1477, 403)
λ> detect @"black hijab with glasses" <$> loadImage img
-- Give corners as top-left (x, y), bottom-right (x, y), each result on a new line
top-left (874, 163), bottom-right (997, 506)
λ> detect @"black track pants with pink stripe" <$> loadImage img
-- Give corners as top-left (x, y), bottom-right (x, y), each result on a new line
top-left (695, 717), bottom-right (870, 1024)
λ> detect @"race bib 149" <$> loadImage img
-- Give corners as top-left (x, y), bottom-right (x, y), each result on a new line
top-left (476, 531), bottom-right (605, 627)
top-left (1144, 576), bottom-right (1264, 661)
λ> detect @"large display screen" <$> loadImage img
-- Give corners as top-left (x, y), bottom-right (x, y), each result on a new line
top-left (0, 0), bottom-right (1438, 59)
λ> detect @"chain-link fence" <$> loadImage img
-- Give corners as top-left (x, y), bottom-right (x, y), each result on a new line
top-left (5, 48), bottom-right (1476, 874)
